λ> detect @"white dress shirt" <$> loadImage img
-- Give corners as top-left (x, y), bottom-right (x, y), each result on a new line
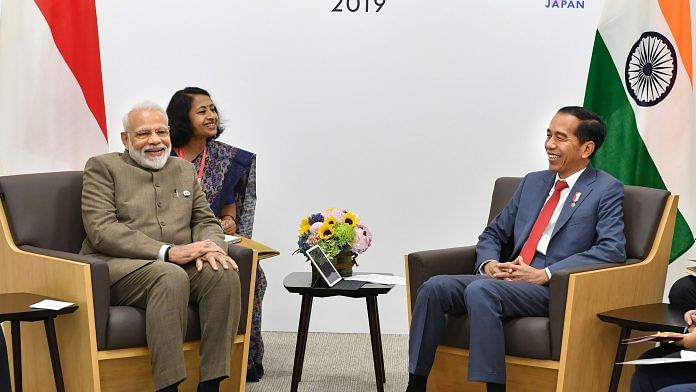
top-left (536, 167), bottom-right (586, 256)
top-left (479, 166), bottom-right (587, 278)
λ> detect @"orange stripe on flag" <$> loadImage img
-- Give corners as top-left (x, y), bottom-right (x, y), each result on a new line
top-left (658, 0), bottom-right (693, 85)
top-left (34, 0), bottom-right (108, 141)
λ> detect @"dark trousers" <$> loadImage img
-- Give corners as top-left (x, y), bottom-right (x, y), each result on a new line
top-left (111, 261), bottom-right (241, 390)
top-left (0, 328), bottom-right (9, 392)
top-left (631, 345), bottom-right (696, 392)
top-left (658, 385), bottom-right (696, 392)
top-left (408, 274), bottom-right (549, 384)
top-left (669, 276), bottom-right (696, 310)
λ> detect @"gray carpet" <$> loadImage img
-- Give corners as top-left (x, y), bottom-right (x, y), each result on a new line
top-left (246, 332), bottom-right (409, 392)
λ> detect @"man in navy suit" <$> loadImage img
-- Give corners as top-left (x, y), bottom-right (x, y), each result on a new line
top-left (406, 106), bottom-right (626, 392)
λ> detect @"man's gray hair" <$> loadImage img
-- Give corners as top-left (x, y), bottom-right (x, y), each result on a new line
top-left (122, 101), bottom-right (169, 131)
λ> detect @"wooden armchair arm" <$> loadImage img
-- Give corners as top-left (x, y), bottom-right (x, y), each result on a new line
top-left (553, 195), bottom-right (678, 391)
top-left (548, 261), bottom-right (635, 360)
top-left (228, 244), bottom-right (257, 336)
top-left (0, 216), bottom-right (100, 390)
top-left (21, 245), bottom-right (111, 350)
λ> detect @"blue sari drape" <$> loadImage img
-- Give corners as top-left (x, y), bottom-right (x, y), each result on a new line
top-left (171, 140), bottom-right (264, 369)
top-left (172, 140), bottom-right (257, 237)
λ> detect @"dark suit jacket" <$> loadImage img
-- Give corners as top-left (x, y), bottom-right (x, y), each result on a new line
top-left (79, 152), bottom-right (227, 284)
top-left (475, 166), bottom-right (626, 274)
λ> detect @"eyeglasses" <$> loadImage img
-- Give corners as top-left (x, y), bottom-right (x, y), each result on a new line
top-left (126, 127), bottom-right (170, 141)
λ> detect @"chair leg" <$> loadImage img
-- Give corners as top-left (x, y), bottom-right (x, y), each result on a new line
top-left (10, 321), bottom-right (21, 392)
top-left (366, 296), bottom-right (385, 392)
top-left (44, 317), bottom-right (65, 392)
top-left (291, 295), bottom-right (313, 392)
top-left (608, 326), bottom-right (631, 392)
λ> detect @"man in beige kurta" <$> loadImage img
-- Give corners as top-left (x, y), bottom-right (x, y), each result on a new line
top-left (80, 102), bottom-right (240, 392)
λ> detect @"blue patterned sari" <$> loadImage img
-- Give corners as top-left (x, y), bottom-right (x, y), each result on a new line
top-left (172, 140), bottom-right (266, 372)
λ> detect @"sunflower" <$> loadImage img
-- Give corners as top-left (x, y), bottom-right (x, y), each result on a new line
top-left (318, 222), bottom-right (335, 240)
top-left (343, 211), bottom-right (360, 227)
top-left (298, 217), bottom-right (311, 235)
top-left (325, 216), bottom-right (337, 226)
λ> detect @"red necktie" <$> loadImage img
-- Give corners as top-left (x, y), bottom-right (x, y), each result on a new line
top-left (519, 180), bottom-right (569, 265)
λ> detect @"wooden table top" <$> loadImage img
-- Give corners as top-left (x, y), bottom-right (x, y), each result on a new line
top-left (597, 303), bottom-right (687, 333)
top-left (284, 272), bottom-right (394, 298)
top-left (0, 292), bottom-right (78, 322)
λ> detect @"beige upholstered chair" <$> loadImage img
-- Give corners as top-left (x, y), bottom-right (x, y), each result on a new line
top-left (0, 171), bottom-right (257, 391)
top-left (405, 177), bottom-right (678, 391)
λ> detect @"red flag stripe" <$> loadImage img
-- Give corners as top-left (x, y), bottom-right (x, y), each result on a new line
top-left (34, 0), bottom-right (107, 141)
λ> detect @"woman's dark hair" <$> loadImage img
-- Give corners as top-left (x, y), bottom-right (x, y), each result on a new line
top-left (557, 106), bottom-right (606, 159)
top-left (166, 87), bottom-right (225, 147)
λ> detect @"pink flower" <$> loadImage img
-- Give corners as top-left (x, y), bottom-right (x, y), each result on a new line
top-left (310, 222), bottom-right (323, 234)
top-left (352, 224), bottom-right (372, 254)
top-left (325, 208), bottom-right (344, 222)
top-left (307, 233), bottom-right (320, 246)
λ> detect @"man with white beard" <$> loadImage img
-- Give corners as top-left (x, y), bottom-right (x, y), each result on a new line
top-left (79, 102), bottom-right (241, 392)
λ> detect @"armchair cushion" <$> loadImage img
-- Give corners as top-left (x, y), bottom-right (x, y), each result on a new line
top-left (106, 306), bottom-right (202, 350)
top-left (0, 171), bottom-right (85, 253)
top-left (441, 315), bottom-right (552, 360)
top-left (84, 243), bottom-right (252, 350)
top-left (624, 185), bottom-right (669, 259)
top-left (407, 246), bottom-right (476, 314)
top-left (103, 245), bottom-right (253, 350)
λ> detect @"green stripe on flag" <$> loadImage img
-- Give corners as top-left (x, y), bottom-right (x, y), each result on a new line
top-left (584, 31), bottom-right (694, 261)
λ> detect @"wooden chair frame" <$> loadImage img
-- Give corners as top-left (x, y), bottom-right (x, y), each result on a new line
top-left (0, 202), bottom-right (257, 391)
top-left (405, 195), bottom-right (678, 391)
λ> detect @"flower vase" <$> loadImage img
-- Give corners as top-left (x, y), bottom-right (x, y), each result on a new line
top-left (333, 252), bottom-right (356, 277)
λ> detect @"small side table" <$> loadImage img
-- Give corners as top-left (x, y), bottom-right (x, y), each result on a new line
top-left (284, 272), bottom-right (394, 392)
top-left (0, 292), bottom-right (78, 392)
top-left (597, 303), bottom-right (686, 392)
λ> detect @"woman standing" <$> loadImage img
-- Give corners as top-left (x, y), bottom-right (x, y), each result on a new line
top-left (166, 87), bottom-right (266, 381)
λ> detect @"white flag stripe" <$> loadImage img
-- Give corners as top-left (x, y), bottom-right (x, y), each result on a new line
top-left (598, 0), bottom-right (696, 239)
top-left (0, 0), bottom-right (106, 176)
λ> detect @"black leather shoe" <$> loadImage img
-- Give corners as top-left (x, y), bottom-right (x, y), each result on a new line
top-left (487, 383), bottom-right (506, 392)
top-left (246, 365), bottom-right (260, 382)
top-left (406, 373), bottom-right (427, 392)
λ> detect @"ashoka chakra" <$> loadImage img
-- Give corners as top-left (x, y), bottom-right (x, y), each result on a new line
top-left (625, 31), bottom-right (677, 107)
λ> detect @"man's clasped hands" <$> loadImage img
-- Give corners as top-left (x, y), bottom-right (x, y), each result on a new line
top-left (483, 257), bottom-right (550, 285)
top-left (167, 239), bottom-right (238, 272)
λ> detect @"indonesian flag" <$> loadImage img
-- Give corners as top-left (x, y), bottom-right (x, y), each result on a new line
top-left (0, 0), bottom-right (108, 175)
top-left (584, 0), bottom-right (695, 264)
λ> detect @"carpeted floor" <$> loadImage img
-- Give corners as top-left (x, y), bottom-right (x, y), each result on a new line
top-left (246, 332), bottom-right (409, 392)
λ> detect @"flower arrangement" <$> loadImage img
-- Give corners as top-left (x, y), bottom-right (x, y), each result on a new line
top-left (295, 208), bottom-right (373, 275)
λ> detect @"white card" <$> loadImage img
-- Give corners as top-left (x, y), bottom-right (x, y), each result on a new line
top-left (343, 274), bottom-right (406, 286)
top-left (30, 299), bottom-right (74, 311)
top-left (619, 351), bottom-right (696, 365)
top-left (224, 235), bottom-right (242, 244)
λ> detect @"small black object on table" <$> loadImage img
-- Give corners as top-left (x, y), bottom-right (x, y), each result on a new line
top-left (0, 292), bottom-right (78, 392)
top-left (284, 272), bottom-right (394, 392)
top-left (597, 303), bottom-right (687, 392)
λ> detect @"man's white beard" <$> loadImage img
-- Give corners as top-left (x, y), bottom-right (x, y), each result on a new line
top-left (128, 139), bottom-right (171, 170)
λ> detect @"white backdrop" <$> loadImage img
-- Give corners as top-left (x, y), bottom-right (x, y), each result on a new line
top-left (11, 0), bottom-right (686, 334)
top-left (93, 0), bottom-right (608, 334)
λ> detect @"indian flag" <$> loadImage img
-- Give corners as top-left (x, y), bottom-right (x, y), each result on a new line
top-left (0, 0), bottom-right (108, 175)
top-left (584, 0), bottom-right (695, 267)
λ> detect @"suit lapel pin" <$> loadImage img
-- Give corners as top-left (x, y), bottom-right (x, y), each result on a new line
top-left (183, 190), bottom-right (191, 197)
top-left (570, 192), bottom-right (581, 208)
